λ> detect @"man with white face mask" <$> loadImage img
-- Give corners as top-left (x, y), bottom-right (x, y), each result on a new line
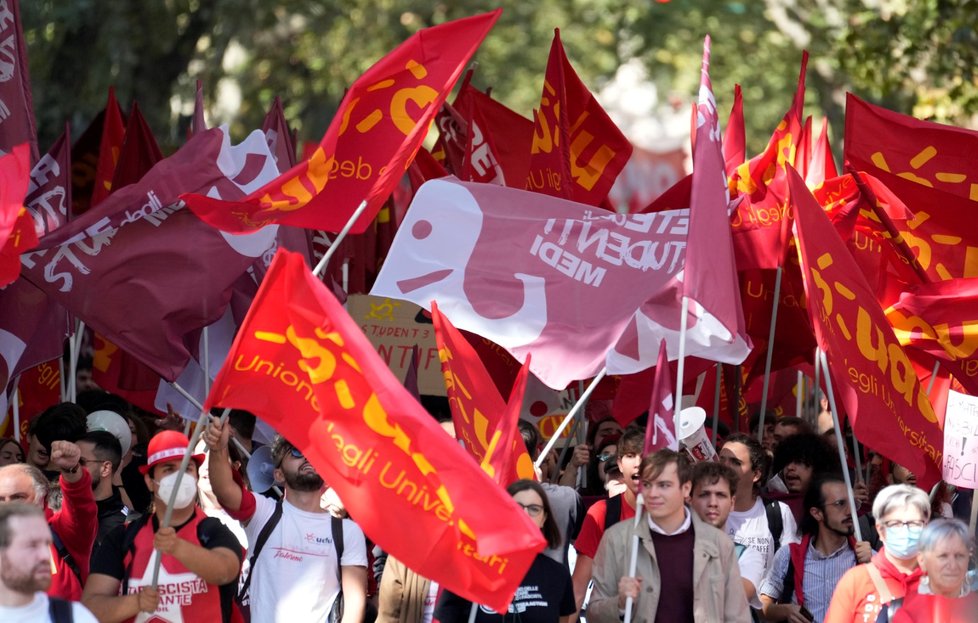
top-left (83, 430), bottom-right (243, 622)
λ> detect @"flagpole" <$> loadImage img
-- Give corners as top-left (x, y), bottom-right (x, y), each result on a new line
top-left (58, 357), bottom-right (66, 402)
top-left (673, 296), bottom-right (690, 438)
top-left (68, 320), bottom-right (85, 403)
top-left (818, 348), bottom-right (862, 541)
top-left (812, 347), bottom-right (820, 412)
top-left (11, 378), bottom-right (20, 442)
top-left (534, 369), bottom-right (607, 469)
top-left (312, 200), bottom-right (368, 279)
top-left (757, 265), bottom-right (783, 442)
top-left (711, 363), bottom-right (722, 447)
top-left (926, 360), bottom-right (940, 395)
top-left (796, 371), bottom-right (804, 417)
top-left (623, 493), bottom-right (644, 623)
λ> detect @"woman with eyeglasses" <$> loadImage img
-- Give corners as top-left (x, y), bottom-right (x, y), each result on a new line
top-left (824, 484), bottom-right (931, 623)
top-left (889, 518), bottom-right (977, 622)
top-left (436, 479), bottom-right (576, 623)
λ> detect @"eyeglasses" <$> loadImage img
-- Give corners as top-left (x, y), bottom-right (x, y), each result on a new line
top-left (883, 519), bottom-right (925, 529)
top-left (822, 499), bottom-right (848, 510)
top-left (277, 446), bottom-right (304, 467)
top-left (597, 453), bottom-right (615, 463)
top-left (517, 503), bottom-right (544, 517)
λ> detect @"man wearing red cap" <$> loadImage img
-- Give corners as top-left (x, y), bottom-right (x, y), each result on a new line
top-left (83, 430), bottom-right (244, 623)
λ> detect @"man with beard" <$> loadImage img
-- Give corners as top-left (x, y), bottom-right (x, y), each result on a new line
top-left (0, 503), bottom-right (98, 621)
top-left (203, 417), bottom-right (368, 623)
top-left (77, 431), bottom-right (128, 547)
top-left (759, 475), bottom-right (872, 623)
top-left (83, 430), bottom-right (243, 622)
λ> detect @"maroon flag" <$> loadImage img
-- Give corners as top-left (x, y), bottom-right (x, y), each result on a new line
top-left (21, 128), bottom-right (282, 380)
top-left (25, 126), bottom-right (71, 238)
top-left (191, 80), bottom-right (206, 136)
top-left (644, 340), bottom-right (678, 454)
top-left (0, 0), bottom-right (38, 162)
top-left (262, 96), bottom-right (297, 172)
top-left (110, 102), bottom-right (163, 191)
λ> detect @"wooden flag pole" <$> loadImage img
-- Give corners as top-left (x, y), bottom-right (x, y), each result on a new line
top-left (312, 200), bottom-right (369, 279)
top-left (535, 369), bottom-right (608, 470)
top-left (818, 349), bottom-right (863, 541)
top-left (674, 296), bottom-right (690, 438)
top-left (757, 265), bottom-right (784, 442)
top-left (623, 493), bottom-right (645, 623)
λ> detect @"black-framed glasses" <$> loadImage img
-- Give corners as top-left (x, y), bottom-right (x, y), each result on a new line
top-left (597, 453), bottom-right (615, 463)
top-left (822, 499), bottom-right (848, 510)
top-left (517, 503), bottom-right (544, 517)
top-left (883, 519), bottom-right (925, 529)
top-left (78, 456), bottom-right (106, 467)
top-left (277, 446), bottom-right (304, 467)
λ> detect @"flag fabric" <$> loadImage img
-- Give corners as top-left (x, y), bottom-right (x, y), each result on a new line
top-left (25, 127), bottom-right (72, 238)
top-left (0, 358), bottom-right (60, 438)
top-left (0, 143), bottom-right (36, 286)
top-left (526, 30), bottom-right (632, 206)
top-left (644, 340), bottom-right (678, 454)
top-left (110, 102), bottom-right (163, 192)
top-left (204, 248), bottom-right (545, 612)
top-left (191, 80), bottom-right (207, 136)
top-left (262, 96), bottom-right (297, 172)
top-left (183, 10), bottom-right (501, 235)
top-left (722, 84), bottom-right (745, 176)
top-left (845, 93), bottom-right (978, 284)
top-left (0, 0), bottom-right (38, 162)
top-left (370, 177), bottom-right (689, 389)
top-left (69, 107), bottom-right (107, 217)
top-left (807, 118), bottom-right (837, 188)
top-left (605, 38), bottom-right (751, 376)
top-left (90, 333), bottom-right (162, 414)
top-left (789, 166), bottom-right (943, 489)
top-left (90, 87), bottom-right (126, 207)
top-left (21, 127), bottom-right (281, 381)
top-left (432, 301), bottom-right (534, 484)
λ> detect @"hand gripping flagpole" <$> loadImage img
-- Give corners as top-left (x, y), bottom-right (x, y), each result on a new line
top-left (623, 493), bottom-right (644, 623)
top-left (757, 265), bottom-right (784, 442)
top-left (312, 200), bottom-right (369, 280)
top-left (818, 348), bottom-right (862, 542)
top-left (534, 369), bottom-right (608, 469)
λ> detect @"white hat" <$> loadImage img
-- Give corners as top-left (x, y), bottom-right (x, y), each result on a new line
top-left (87, 410), bottom-right (132, 457)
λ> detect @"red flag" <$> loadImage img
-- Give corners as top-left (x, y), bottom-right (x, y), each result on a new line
top-left (262, 96), bottom-right (297, 172)
top-left (432, 301), bottom-right (534, 484)
top-left (90, 87), bottom-right (126, 207)
top-left (371, 177), bottom-right (689, 389)
top-left (723, 84), bottom-right (745, 176)
top-left (191, 80), bottom-right (207, 136)
top-left (184, 10), bottom-right (501, 235)
top-left (526, 30), bottom-right (632, 206)
top-left (0, 143), bottom-right (35, 286)
top-left (0, 0), bottom-right (38, 162)
top-left (110, 102), bottom-right (163, 191)
top-left (1, 359), bottom-right (60, 438)
top-left (807, 118), bottom-right (837, 187)
top-left (90, 333), bottom-right (162, 414)
top-left (205, 248), bottom-right (545, 612)
top-left (789, 166), bottom-right (943, 489)
top-left (796, 115), bottom-right (813, 181)
top-left (644, 340), bottom-right (678, 454)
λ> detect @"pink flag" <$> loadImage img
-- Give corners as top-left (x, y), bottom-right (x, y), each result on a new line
top-left (371, 177), bottom-right (688, 389)
top-left (191, 80), bottom-right (207, 136)
top-left (723, 84), bottom-right (745, 176)
top-left (644, 340), bottom-right (678, 454)
top-left (0, 0), bottom-right (38, 162)
top-left (21, 128), bottom-right (281, 381)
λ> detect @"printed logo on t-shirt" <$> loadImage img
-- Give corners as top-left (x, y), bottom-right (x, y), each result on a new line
top-left (478, 585), bottom-right (550, 616)
top-left (305, 532), bottom-right (334, 545)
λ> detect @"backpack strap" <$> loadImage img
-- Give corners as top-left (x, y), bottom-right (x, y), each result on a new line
top-left (238, 500), bottom-right (284, 601)
top-left (50, 528), bottom-right (82, 583)
top-left (332, 515), bottom-right (344, 582)
top-left (864, 562), bottom-right (895, 605)
top-left (48, 596), bottom-right (74, 623)
top-left (765, 500), bottom-right (784, 547)
top-left (603, 495), bottom-right (623, 532)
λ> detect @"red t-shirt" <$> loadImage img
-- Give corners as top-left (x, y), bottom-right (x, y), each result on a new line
top-left (573, 495), bottom-right (635, 559)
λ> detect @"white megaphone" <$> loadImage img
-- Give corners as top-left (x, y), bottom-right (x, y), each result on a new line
top-left (677, 406), bottom-right (718, 463)
top-left (246, 445), bottom-right (278, 493)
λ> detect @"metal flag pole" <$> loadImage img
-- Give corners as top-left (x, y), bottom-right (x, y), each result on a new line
top-left (622, 493), bottom-right (645, 623)
top-left (757, 265), bottom-right (784, 442)
top-left (711, 363), bottom-right (722, 447)
top-left (11, 378), bottom-right (20, 441)
top-left (818, 348), bottom-right (862, 541)
top-left (796, 371), bottom-right (804, 418)
top-left (535, 369), bottom-right (608, 469)
top-left (673, 296), bottom-right (690, 439)
top-left (926, 360), bottom-right (940, 396)
top-left (68, 320), bottom-right (85, 402)
top-left (312, 200), bottom-right (369, 279)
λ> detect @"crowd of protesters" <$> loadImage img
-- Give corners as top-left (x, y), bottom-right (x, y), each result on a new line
top-left (0, 388), bottom-right (975, 623)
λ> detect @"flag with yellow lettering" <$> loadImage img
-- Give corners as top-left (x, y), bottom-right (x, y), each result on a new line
top-left (790, 166), bottom-right (944, 489)
top-left (183, 10), bottom-right (501, 235)
top-left (526, 29), bottom-right (632, 206)
top-left (205, 248), bottom-right (545, 611)
top-left (432, 301), bottom-right (534, 485)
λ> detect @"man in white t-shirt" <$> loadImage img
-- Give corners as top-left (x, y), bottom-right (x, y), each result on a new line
top-left (0, 503), bottom-right (98, 622)
top-left (720, 434), bottom-right (798, 602)
top-left (205, 416), bottom-right (368, 623)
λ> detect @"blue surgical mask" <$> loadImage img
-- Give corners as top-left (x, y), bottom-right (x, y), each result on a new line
top-left (885, 524), bottom-right (924, 558)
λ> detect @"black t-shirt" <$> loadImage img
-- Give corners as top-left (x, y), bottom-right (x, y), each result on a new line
top-left (436, 554), bottom-right (576, 623)
top-left (90, 511), bottom-right (243, 623)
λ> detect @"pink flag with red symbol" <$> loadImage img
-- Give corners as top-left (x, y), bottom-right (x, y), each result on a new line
top-left (644, 340), bottom-right (678, 454)
top-left (371, 177), bottom-right (689, 389)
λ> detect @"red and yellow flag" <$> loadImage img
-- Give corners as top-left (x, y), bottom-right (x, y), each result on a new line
top-left (185, 10), bottom-right (501, 235)
top-left (431, 301), bottom-right (534, 485)
top-left (790, 166), bottom-right (943, 489)
top-left (205, 248), bottom-right (545, 611)
top-left (90, 87), bottom-right (126, 207)
top-left (0, 143), bottom-right (36, 286)
top-left (526, 29), bottom-right (632, 206)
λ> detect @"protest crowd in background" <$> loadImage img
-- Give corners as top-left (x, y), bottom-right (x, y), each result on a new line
top-left (1, 3), bottom-right (977, 623)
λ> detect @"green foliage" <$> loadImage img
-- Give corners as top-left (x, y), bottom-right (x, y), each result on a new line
top-left (21, 0), bottom-right (978, 156)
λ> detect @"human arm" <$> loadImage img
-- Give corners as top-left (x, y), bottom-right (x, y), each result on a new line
top-left (340, 564), bottom-right (369, 623)
top-left (758, 543), bottom-right (802, 622)
top-left (759, 596), bottom-right (811, 623)
top-left (559, 445), bottom-right (590, 487)
top-left (82, 574), bottom-right (159, 623)
top-left (50, 441), bottom-right (97, 579)
top-left (153, 518), bottom-right (242, 585)
top-left (720, 540), bottom-right (751, 623)
top-left (854, 540), bottom-right (872, 564)
top-left (585, 529), bottom-right (631, 623)
top-left (202, 415), bottom-right (246, 516)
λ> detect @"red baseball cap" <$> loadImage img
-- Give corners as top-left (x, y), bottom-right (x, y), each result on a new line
top-left (139, 430), bottom-right (205, 475)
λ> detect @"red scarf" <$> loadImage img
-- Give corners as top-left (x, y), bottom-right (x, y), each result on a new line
top-left (872, 547), bottom-right (924, 598)
top-left (789, 533), bottom-right (857, 605)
